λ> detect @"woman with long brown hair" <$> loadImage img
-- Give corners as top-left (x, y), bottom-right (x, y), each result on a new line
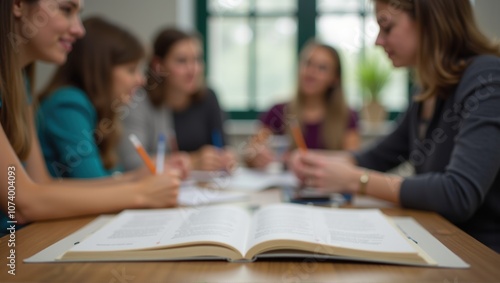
top-left (291, 0), bottom-right (500, 252)
top-left (38, 17), bottom-right (189, 178)
top-left (244, 41), bottom-right (360, 169)
top-left (38, 17), bottom-right (147, 178)
top-left (0, 0), bottom-right (179, 235)
top-left (118, 27), bottom-right (235, 172)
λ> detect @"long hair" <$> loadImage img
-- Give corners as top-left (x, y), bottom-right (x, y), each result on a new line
top-left (376, 0), bottom-right (500, 101)
top-left (146, 27), bottom-right (206, 107)
top-left (0, 0), bottom-right (37, 161)
top-left (39, 17), bottom-right (145, 169)
top-left (287, 41), bottom-right (349, 150)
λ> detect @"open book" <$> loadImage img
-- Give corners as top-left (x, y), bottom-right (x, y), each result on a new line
top-left (59, 204), bottom-right (437, 266)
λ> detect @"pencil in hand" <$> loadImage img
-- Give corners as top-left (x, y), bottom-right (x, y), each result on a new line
top-left (290, 121), bottom-right (307, 153)
top-left (156, 133), bottom-right (167, 174)
top-left (129, 134), bottom-right (157, 174)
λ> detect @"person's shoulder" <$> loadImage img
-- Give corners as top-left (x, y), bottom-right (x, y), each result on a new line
top-left (40, 86), bottom-right (96, 118)
top-left (348, 108), bottom-right (358, 117)
top-left (468, 54), bottom-right (500, 67)
top-left (267, 102), bottom-right (288, 114)
top-left (197, 87), bottom-right (222, 110)
top-left (43, 86), bottom-right (92, 108)
top-left (455, 55), bottom-right (500, 102)
top-left (462, 55), bottom-right (500, 78)
top-left (260, 102), bottom-right (289, 123)
top-left (203, 87), bottom-right (219, 102)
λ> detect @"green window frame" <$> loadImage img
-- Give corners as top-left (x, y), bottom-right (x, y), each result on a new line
top-left (196, 0), bottom-right (406, 120)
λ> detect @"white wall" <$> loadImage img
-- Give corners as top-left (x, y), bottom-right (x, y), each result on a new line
top-left (35, 0), bottom-right (498, 93)
top-left (474, 0), bottom-right (500, 39)
top-left (35, 0), bottom-right (196, 92)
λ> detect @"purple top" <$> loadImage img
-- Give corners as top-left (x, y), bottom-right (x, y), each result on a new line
top-left (259, 103), bottom-right (358, 149)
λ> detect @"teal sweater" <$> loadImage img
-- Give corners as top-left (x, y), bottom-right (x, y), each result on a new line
top-left (37, 86), bottom-right (119, 178)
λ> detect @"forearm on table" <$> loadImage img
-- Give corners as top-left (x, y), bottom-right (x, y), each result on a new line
top-left (348, 168), bottom-right (402, 204)
top-left (16, 181), bottom-right (141, 223)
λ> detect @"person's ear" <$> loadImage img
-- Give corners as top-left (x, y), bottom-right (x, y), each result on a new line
top-left (13, 0), bottom-right (25, 18)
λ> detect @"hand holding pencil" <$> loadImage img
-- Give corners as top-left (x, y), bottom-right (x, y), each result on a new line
top-left (128, 134), bottom-right (180, 207)
top-left (290, 120), bottom-right (308, 153)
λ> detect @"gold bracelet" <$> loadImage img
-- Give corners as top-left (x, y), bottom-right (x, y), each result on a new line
top-left (358, 170), bottom-right (370, 195)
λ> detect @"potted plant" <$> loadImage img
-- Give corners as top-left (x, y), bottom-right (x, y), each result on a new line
top-left (357, 48), bottom-right (392, 124)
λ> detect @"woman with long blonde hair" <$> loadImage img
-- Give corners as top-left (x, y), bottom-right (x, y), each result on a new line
top-left (291, 0), bottom-right (500, 252)
top-left (245, 41), bottom-right (360, 169)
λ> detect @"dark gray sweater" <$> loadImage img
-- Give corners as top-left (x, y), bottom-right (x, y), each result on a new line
top-left (173, 89), bottom-right (227, 152)
top-left (355, 55), bottom-right (500, 252)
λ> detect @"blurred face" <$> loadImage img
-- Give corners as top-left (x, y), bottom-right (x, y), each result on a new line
top-left (13, 0), bottom-right (86, 66)
top-left (375, 1), bottom-right (418, 67)
top-left (161, 39), bottom-right (203, 95)
top-left (298, 47), bottom-right (338, 97)
top-left (111, 61), bottom-right (145, 104)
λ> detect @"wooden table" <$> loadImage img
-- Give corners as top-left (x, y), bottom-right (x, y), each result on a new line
top-left (1, 191), bottom-right (500, 283)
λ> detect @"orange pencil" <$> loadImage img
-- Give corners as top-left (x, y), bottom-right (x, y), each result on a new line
top-left (129, 134), bottom-right (156, 174)
top-left (290, 121), bottom-right (308, 153)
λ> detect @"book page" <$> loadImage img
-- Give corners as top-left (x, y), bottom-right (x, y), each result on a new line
top-left (246, 204), bottom-right (416, 255)
top-left (69, 206), bottom-right (251, 256)
top-left (178, 184), bottom-right (248, 206)
top-left (319, 209), bottom-right (415, 253)
top-left (212, 168), bottom-right (299, 191)
top-left (187, 168), bottom-right (298, 191)
top-left (245, 204), bottom-right (320, 253)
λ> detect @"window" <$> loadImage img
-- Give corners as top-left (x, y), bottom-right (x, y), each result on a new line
top-left (316, 0), bottom-right (409, 111)
top-left (197, 0), bottom-right (409, 119)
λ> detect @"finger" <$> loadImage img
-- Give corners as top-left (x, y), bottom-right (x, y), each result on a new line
top-left (201, 150), bottom-right (218, 160)
top-left (222, 157), bottom-right (238, 172)
top-left (300, 153), bottom-right (323, 167)
top-left (292, 153), bottom-right (311, 177)
top-left (301, 164), bottom-right (323, 181)
top-left (221, 150), bottom-right (233, 164)
top-left (165, 168), bottom-right (181, 178)
top-left (180, 156), bottom-right (192, 171)
top-left (201, 157), bottom-right (222, 171)
top-left (205, 145), bottom-right (219, 154)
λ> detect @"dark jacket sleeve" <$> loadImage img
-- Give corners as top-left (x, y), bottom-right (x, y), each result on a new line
top-left (400, 56), bottom-right (500, 223)
top-left (353, 106), bottom-right (412, 172)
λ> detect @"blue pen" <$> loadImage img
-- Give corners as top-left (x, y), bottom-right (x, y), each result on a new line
top-left (211, 130), bottom-right (228, 172)
top-left (156, 133), bottom-right (166, 174)
top-left (211, 130), bottom-right (223, 149)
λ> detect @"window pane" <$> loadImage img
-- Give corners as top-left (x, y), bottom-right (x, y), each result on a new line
top-left (317, 14), bottom-right (408, 112)
top-left (364, 15), bottom-right (408, 111)
top-left (256, 17), bottom-right (297, 110)
top-left (317, 15), bottom-right (363, 108)
top-left (380, 68), bottom-right (409, 111)
top-left (318, 0), bottom-right (363, 12)
top-left (208, 18), bottom-right (251, 110)
top-left (209, 0), bottom-right (250, 14)
top-left (256, 0), bottom-right (296, 12)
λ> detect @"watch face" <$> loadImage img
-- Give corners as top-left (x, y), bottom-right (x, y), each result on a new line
top-left (360, 174), bottom-right (369, 183)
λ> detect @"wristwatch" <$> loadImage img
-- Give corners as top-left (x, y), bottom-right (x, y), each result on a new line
top-left (358, 170), bottom-right (370, 195)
